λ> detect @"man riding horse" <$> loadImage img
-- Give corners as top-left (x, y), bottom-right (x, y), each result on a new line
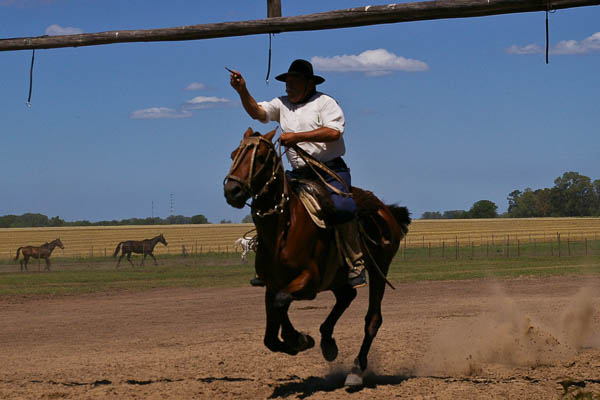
top-left (229, 59), bottom-right (366, 289)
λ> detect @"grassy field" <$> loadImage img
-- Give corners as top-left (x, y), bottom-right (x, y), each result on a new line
top-left (0, 250), bottom-right (598, 297)
top-left (2, 217), bottom-right (600, 261)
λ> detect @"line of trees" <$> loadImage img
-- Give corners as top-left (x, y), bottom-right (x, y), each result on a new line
top-left (0, 213), bottom-right (211, 228)
top-left (421, 171), bottom-right (599, 219)
top-left (507, 171), bottom-right (599, 218)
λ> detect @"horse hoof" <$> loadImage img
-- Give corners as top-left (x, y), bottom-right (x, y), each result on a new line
top-left (344, 372), bottom-right (363, 387)
top-left (297, 333), bottom-right (315, 352)
top-left (320, 337), bottom-right (338, 362)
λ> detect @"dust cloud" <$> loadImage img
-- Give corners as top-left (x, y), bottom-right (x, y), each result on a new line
top-left (416, 285), bottom-right (598, 376)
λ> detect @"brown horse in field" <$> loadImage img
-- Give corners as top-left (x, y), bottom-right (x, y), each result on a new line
top-left (223, 128), bottom-right (410, 386)
top-left (15, 238), bottom-right (64, 272)
top-left (113, 234), bottom-right (168, 267)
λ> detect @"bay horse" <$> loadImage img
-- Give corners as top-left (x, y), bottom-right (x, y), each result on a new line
top-left (113, 234), bottom-right (168, 267)
top-left (223, 128), bottom-right (410, 386)
top-left (15, 238), bottom-right (64, 272)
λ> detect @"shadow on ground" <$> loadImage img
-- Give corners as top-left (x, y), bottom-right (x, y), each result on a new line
top-left (269, 372), bottom-right (410, 398)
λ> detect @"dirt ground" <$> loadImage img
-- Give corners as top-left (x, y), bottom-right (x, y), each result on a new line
top-left (1, 275), bottom-right (599, 399)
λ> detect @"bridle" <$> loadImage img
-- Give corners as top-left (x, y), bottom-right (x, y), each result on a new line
top-left (225, 134), bottom-right (290, 218)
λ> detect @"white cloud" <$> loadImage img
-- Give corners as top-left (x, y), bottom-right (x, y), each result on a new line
top-left (506, 32), bottom-right (600, 55)
top-left (45, 24), bottom-right (83, 36)
top-left (311, 49), bottom-right (429, 77)
top-left (505, 44), bottom-right (543, 55)
top-left (182, 96), bottom-right (232, 110)
top-left (184, 82), bottom-right (207, 91)
top-left (129, 107), bottom-right (192, 120)
top-left (552, 32), bottom-right (600, 54)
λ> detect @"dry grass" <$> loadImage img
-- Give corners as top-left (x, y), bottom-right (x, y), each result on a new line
top-left (2, 217), bottom-right (600, 259)
top-left (406, 217), bottom-right (600, 247)
top-left (2, 224), bottom-right (255, 259)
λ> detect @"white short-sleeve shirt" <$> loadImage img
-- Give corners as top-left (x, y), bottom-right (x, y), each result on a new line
top-left (258, 92), bottom-right (346, 169)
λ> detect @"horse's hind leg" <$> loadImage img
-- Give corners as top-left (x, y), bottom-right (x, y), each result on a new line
top-left (126, 252), bottom-right (135, 267)
top-left (346, 273), bottom-right (387, 387)
top-left (320, 285), bottom-right (357, 362)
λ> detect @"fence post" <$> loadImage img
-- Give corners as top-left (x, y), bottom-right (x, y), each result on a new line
top-left (455, 236), bottom-right (458, 260)
top-left (442, 241), bottom-right (445, 259)
top-left (557, 233), bottom-right (561, 257)
top-left (585, 238), bottom-right (588, 256)
top-left (517, 239), bottom-right (520, 257)
top-left (506, 235), bottom-right (509, 258)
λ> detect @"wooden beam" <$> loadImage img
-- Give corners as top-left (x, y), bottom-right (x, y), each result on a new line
top-left (267, 0), bottom-right (282, 18)
top-left (1, 0), bottom-right (598, 51)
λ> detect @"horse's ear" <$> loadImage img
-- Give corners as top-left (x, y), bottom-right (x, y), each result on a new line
top-left (264, 127), bottom-right (277, 142)
top-left (243, 127), bottom-right (254, 138)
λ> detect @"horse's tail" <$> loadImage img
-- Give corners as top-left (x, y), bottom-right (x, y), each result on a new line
top-left (113, 242), bottom-right (124, 258)
top-left (387, 205), bottom-right (411, 239)
top-left (15, 247), bottom-right (22, 260)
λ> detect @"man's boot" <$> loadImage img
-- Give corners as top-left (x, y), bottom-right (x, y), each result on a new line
top-left (250, 275), bottom-right (265, 287)
top-left (335, 219), bottom-right (367, 288)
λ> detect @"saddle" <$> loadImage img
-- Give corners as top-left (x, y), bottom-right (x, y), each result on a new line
top-left (289, 178), bottom-right (383, 230)
top-left (290, 178), bottom-right (336, 229)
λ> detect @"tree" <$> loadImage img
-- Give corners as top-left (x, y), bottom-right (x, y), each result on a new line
top-left (241, 214), bottom-right (254, 223)
top-left (442, 210), bottom-right (468, 219)
top-left (220, 219), bottom-right (232, 224)
top-left (551, 171), bottom-right (595, 217)
top-left (468, 200), bottom-right (498, 219)
top-left (191, 214), bottom-right (209, 224)
top-left (421, 211), bottom-right (442, 219)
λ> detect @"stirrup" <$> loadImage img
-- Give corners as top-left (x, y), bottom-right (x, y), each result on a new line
top-left (348, 269), bottom-right (367, 289)
top-left (250, 277), bottom-right (265, 287)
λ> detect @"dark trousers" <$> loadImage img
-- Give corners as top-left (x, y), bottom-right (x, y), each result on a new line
top-left (286, 157), bottom-right (357, 223)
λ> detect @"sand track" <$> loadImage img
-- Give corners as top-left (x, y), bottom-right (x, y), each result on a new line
top-left (1, 275), bottom-right (599, 399)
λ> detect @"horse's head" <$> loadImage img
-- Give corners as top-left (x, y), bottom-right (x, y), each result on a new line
top-left (55, 238), bottom-right (64, 249)
top-left (224, 127), bottom-right (278, 209)
top-left (158, 234), bottom-right (168, 246)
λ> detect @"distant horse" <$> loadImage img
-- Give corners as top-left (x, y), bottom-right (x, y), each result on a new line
top-left (15, 238), bottom-right (65, 272)
top-left (224, 128), bottom-right (410, 386)
top-left (113, 234), bottom-right (168, 267)
top-left (234, 235), bottom-right (257, 263)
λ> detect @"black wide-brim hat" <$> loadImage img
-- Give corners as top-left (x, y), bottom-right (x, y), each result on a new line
top-left (275, 59), bottom-right (325, 84)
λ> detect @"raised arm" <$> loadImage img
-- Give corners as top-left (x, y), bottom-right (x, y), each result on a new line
top-left (229, 69), bottom-right (267, 122)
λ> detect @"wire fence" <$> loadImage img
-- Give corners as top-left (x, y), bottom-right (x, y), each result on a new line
top-left (398, 233), bottom-right (600, 261)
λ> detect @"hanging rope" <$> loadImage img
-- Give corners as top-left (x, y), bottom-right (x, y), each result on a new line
top-left (545, 2), bottom-right (556, 65)
top-left (545, 9), bottom-right (549, 64)
top-left (265, 33), bottom-right (273, 84)
top-left (26, 49), bottom-right (35, 107)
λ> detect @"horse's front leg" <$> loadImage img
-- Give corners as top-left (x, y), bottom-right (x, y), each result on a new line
top-left (149, 253), bottom-right (158, 265)
top-left (45, 257), bottom-right (51, 271)
top-left (320, 284), bottom-right (357, 362)
top-left (264, 289), bottom-right (296, 355)
top-left (277, 269), bottom-right (316, 354)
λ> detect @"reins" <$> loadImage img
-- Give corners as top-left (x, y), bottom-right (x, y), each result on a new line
top-left (289, 144), bottom-right (352, 198)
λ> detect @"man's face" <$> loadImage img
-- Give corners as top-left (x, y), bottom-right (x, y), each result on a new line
top-left (285, 75), bottom-right (311, 103)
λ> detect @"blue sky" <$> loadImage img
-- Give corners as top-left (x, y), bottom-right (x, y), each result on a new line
top-left (1, 1), bottom-right (598, 223)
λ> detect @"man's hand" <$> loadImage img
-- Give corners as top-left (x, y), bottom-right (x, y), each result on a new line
top-left (229, 69), bottom-right (246, 93)
top-left (279, 132), bottom-right (300, 147)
